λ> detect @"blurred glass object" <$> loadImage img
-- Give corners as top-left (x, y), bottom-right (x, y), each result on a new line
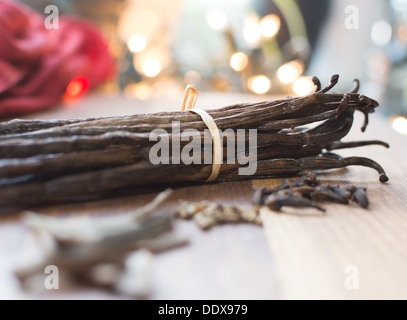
top-left (19, 0), bottom-right (332, 97)
top-left (385, 0), bottom-right (407, 117)
top-left (308, 0), bottom-right (407, 119)
top-left (170, 0), bottom-right (330, 94)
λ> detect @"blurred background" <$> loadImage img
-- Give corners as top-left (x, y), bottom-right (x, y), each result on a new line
top-left (17, 0), bottom-right (407, 134)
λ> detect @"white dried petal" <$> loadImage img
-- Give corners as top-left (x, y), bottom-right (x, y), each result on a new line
top-left (240, 208), bottom-right (258, 222)
top-left (221, 207), bottom-right (241, 223)
top-left (203, 204), bottom-right (223, 220)
top-left (115, 249), bottom-right (154, 298)
top-left (194, 212), bottom-right (216, 230)
top-left (178, 200), bottom-right (211, 219)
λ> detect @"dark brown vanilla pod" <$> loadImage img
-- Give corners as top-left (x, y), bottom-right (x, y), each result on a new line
top-left (0, 75), bottom-right (389, 211)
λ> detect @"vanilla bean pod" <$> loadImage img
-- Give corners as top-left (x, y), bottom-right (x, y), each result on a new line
top-left (0, 115), bottom-right (363, 178)
top-left (0, 85), bottom-right (369, 141)
top-left (0, 154), bottom-right (388, 211)
top-left (0, 118), bottom-right (92, 135)
top-left (0, 75), bottom-right (390, 211)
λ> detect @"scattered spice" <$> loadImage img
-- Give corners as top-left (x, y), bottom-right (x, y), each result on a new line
top-left (177, 200), bottom-right (262, 230)
top-left (253, 171), bottom-right (371, 213)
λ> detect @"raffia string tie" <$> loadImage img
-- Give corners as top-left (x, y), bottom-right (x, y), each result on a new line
top-left (181, 85), bottom-right (222, 182)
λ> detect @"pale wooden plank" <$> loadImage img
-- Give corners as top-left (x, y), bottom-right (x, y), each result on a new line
top-left (0, 181), bottom-right (278, 299)
top-left (256, 113), bottom-right (407, 299)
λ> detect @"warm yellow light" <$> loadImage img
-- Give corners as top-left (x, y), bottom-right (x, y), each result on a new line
top-left (127, 34), bottom-right (147, 53)
top-left (293, 77), bottom-right (315, 96)
top-left (277, 60), bottom-right (304, 84)
top-left (141, 59), bottom-right (162, 78)
top-left (135, 83), bottom-right (153, 100)
top-left (124, 83), bottom-right (153, 100)
top-left (260, 14), bottom-right (281, 38)
top-left (243, 14), bottom-right (260, 46)
top-left (207, 10), bottom-right (227, 31)
top-left (118, 7), bottom-right (160, 45)
top-left (248, 75), bottom-right (271, 94)
top-left (392, 116), bottom-right (407, 135)
top-left (230, 52), bottom-right (249, 72)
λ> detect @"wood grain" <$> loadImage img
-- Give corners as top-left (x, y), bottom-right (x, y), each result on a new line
top-left (255, 112), bottom-right (407, 299)
top-left (0, 179), bottom-right (277, 299)
top-left (0, 93), bottom-right (406, 299)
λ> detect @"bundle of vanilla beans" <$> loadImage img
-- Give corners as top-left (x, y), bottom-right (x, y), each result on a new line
top-left (0, 75), bottom-right (389, 211)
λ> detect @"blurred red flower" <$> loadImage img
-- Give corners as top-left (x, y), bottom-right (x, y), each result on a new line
top-left (0, 0), bottom-right (115, 117)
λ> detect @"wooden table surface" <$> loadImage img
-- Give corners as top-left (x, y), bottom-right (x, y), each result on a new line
top-left (1, 91), bottom-right (406, 300)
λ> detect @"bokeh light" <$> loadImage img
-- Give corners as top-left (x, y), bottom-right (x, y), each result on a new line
top-left (260, 14), bottom-right (281, 38)
top-left (230, 52), bottom-right (249, 72)
top-left (392, 116), bottom-right (407, 135)
top-left (128, 34), bottom-right (147, 53)
top-left (141, 59), bottom-right (162, 78)
top-left (292, 77), bottom-right (315, 96)
top-left (243, 14), bottom-right (261, 46)
top-left (118, 8), bottom-right (161, 44)
top-left (206, 10), bottom-right (228, 31)
top-left (248, 75), bottom-right (271, 94)
top-left (124, 82), bottom-right (153, 100)
top-left (277, 60), bottom-right (304, 84)
top-left (371, 20), bottom-right (392, 47)
top-left (65, 77), bottom-right (89, 99)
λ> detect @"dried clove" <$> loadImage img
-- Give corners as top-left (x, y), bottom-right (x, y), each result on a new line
top-left (253, 172), bottom-right (372, 212)
top-left (290, 186), bottom-right (318, 197)
top-left (350, 187), bottom-right (369, 209)
top-left (265, 193), bottom-right (326, 212)
top-left (331, 185), bottom-right (352, 200)
top-left (311, 186), bottom-right (349, 204)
